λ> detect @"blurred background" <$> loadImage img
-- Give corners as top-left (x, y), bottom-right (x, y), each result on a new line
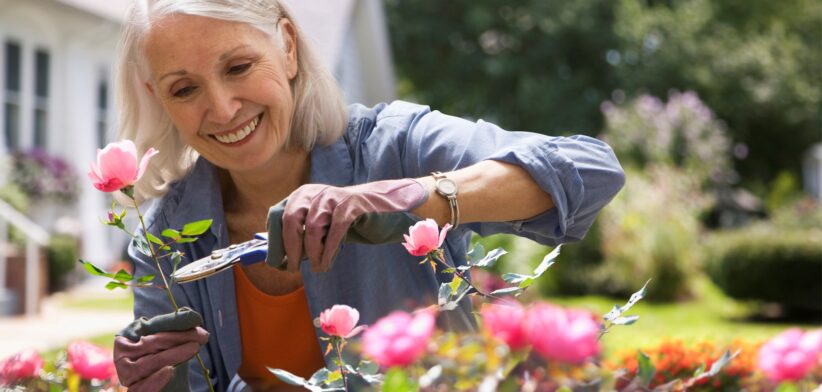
top-left (0, 0), bottom-right (819, 367)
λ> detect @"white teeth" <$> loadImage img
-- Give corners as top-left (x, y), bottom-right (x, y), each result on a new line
top-left (214, 116), bottom-right (259, 144)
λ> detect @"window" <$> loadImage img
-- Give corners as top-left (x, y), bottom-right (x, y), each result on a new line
top-left (4, 41), bottom-right (21, 149)
top-left (33, 49), bottom-right (49, 148)
top-left (96, 76), bottom-right (108, 147)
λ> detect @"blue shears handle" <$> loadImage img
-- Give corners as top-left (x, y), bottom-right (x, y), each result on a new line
top-left (237, 232), bottom-right (268, 266)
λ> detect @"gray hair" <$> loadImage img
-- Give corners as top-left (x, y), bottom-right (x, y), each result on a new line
top-left (116, 0), bottom-right (348, 201)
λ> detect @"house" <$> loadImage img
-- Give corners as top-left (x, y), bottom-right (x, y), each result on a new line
top-left (0, 0), bottom-right (396, 274)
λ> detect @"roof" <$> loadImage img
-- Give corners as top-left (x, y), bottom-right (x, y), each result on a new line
top-left (50, 0), bottom-right (356, 66)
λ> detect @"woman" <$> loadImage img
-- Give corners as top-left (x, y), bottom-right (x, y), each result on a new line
top-left (111, 1), bottom-right (625, 391)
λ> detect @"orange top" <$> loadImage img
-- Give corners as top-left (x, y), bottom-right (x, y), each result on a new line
top-left (234, 266), bottom-right (325, 389)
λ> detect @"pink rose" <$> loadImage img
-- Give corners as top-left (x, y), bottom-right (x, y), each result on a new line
top-left (402, 219), bottom-right (451, 256)
top-left (0, 349), bottom-right (44, 384)
top-left (362, 309), bottom-right (436, 368)
top-left (480, 300), bottom-right (529, 349)
top-left (758, 328), bottom-right (822, 382)
top-left (88, 140), bottom-right (158, 192)
top-left (524, 303), bottom-right (601, 364)
top-left (319, 304), bottom-right (367, 338)
top-left (67, 341), bottom-right (116, 381)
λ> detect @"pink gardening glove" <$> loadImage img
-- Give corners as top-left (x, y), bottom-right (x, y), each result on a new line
top-left (280, 178), bottom-right (428, 273)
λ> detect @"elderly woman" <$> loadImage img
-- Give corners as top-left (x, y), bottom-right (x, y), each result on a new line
top-left (112, 1), bottom-right (624, 391)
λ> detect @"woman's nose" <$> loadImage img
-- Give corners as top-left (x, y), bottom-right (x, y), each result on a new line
top-left (205, 85), bottom-right (241, 125)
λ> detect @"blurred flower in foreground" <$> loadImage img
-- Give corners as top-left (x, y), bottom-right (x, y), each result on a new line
top-left (67, 341), bottom-right (116, 381)
top-left (87, 140), bottom-right (157, 193)
top-left (363, 308), bottom-right (436, 368)
top-left (757, 328), bottom-right (822, 382)
top-left (0, 349), bottom-right (44, 384)
top-left (480, 300), bottom-right (529, 350)
top-left (525, 303), bottom-right (601, 364)
top-left (318, 304), bottom-right (366, 338)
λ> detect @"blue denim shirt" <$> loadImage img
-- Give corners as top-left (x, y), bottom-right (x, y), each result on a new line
top-left (130, 101), bottom-right (625, 391)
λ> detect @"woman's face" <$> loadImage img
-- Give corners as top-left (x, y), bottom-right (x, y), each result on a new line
top-left (142, 14), bottom-right (298, 173)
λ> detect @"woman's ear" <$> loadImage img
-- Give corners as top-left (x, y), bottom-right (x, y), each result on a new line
top-left (278, 18), bottom-right (298, 80)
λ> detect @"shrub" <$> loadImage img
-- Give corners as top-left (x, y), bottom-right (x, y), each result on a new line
top-left (46, 235), bottom-right (79, 293)
top-left (10, 149), bottom-right (79, 203)
top-left (705, 225), bottom-right (822, 311)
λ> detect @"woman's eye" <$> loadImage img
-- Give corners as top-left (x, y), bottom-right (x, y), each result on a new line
top-left (228, 63), bottom-right (252, 75)
top-left (172, 86), bottom-right (197, 98)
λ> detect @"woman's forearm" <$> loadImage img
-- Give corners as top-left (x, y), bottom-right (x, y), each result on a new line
top-left (412, 160), bottom-right (554, 227)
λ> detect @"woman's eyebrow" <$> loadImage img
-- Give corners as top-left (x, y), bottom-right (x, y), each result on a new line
top-left (158, 45), bottom-right (252, 82)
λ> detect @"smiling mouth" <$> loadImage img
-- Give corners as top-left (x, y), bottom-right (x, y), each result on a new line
top-left (212, 114), bottom-right (262, 144)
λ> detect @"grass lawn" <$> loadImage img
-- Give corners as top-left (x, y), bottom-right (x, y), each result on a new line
top-left (549, 277), bottom-right (819, 360)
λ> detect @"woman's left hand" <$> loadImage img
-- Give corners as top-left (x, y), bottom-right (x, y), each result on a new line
top-left (276, 178), bottom-right (428, 273)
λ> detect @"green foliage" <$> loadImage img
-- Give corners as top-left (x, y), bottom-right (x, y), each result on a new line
top-left (705, 225), bottom-right (822, 311)
top-left (45, 234), bottom-right (79, 292)
top-left (385, 0), bottom-right (821, 187)
top-left (545, 166), bottom-right (707, 301)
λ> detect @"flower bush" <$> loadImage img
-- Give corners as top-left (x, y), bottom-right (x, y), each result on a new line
top-left (10, 148), bottom-right (80, 203)
top-left (0, 341), bottom-right (121, 391)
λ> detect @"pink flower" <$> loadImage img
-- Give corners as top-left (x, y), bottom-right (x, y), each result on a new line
top-left (319, 304), bottom-right (367, 338)
top-left (0, 349), bottom-right (44, 384)
top-left (758, 328), bottom-right (822, 382)
top-left (402, 219), bottom-right (451, 256)
top-left (88, 140), bottom-right (157, 192)
top-left (523, 303), bottom-right (601, 364)
top-left (362, 309), bottom-right (436, 368)
top-left (67, 341), bottom-right (116, 381)
top-left (480, 300), bottom-right (529, 349)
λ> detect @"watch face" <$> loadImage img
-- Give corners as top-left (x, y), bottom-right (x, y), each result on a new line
top-left (437, 178), bottom-right (458, 195)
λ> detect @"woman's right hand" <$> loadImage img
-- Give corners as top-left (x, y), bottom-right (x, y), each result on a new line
top-left (114, 307), bottom-right (209, 391)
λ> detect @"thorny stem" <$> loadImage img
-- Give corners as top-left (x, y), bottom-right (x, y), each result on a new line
top-left (334, 338), bottom-right (349, 391)
top-left (131, 196), bottom-right (216, 392)
top-left (430, 250), bottom-right (504, 302)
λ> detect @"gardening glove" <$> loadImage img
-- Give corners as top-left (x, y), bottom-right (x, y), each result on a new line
top-left (114, 307), bottom-right (209, 392)
top-left (267, 178), bottom-right (428, 273)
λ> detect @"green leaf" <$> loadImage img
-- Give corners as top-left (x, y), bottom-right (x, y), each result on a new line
top-left (449, 276), bottom-right (462, 295)
top-left (308, 368), bottom-right (331, 385)
top-left (774, 382), bottom-right (801, 392)
top-left (517, 277), bottom-right (535, 289)
top-left (357, 360), bottom-right (379, 376)
top-left (532, 245), bottom-right (561, 278)
top-left (466, 242), bottom-right (485, 263)
top-left (437, 283), bottom-right (451, 306)
top-left (620, 279), bottom-right (651, 313)
top-left (473, 247), bottom-right (507, 268)
top-left (171, 252), bottom-right (183, 268)
top-left (441, 267), bottom-right (455, 274)
top-left (177, 237), bottom-right (199, 243)
top-left (105, 281), bottom-right (128, 290)
top-left (501, 272), bottom-right (530, 285)
top-left (603, 305), bottom-right (621, 322)
top-left (79, 260), bottom-right (114, 279)
top-left (382, 368), bottom-right (417, 392)
top-left (137, 275), bottom-right (155, 284)
top-left (146, 232), bottom-right (164, 246)
top-left (702, 349), bottom-right (740, 378)
top-left (268, 368), bottom-right (307, 387)
top-left (181, 219), bottom-right (213, 236)
top-left (161, 228), bottom-right (181, 240)
top-left (637, 350), bottom-right (656, 388)
top-left (131, 236), bottom-right (152, 257)
top-left (113, 269), bottom-right (133, 283)
top-left (611, 315), bottom-right (640, 325)
top-left (490, 286), bottom-right (523, 296)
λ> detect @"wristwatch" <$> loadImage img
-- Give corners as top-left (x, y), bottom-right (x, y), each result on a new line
top-left (431, 171), bottom-right (459, 229)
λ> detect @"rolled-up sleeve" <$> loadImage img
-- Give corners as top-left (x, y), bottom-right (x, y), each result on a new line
top-left (364, 101), bottom-right (625, 246)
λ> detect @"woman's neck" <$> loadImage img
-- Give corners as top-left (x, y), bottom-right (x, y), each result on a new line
top-left (220, 148), bottom-right (311, 214)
